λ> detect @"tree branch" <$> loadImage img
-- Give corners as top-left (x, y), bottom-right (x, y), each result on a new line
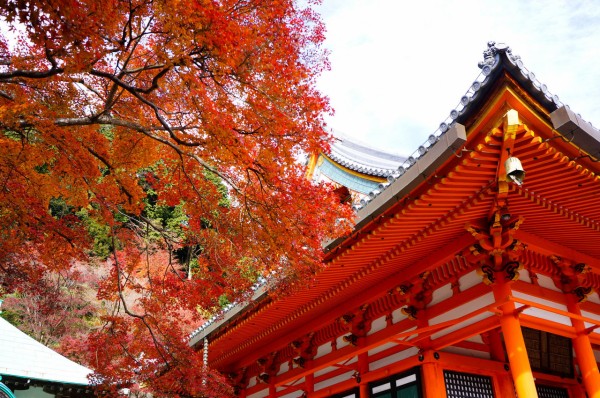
top-left (0, 66), bottom-right (64, 80)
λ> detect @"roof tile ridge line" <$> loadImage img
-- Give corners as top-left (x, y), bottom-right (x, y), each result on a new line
top-left (330, 131), bottom-right (406, 160)
top-left (328, 144), bottom-right (403, 167)
top-left (354, 45), bottom-right (490, 210)
top-left (215, 183), bottom-right (496, 363)
top-left (497, 41), bottom-right (597, 133)
top-left (355, 40), bottom-right (574, 211)
top-left (326, 151), bottom-right (398, 174)
top-left (188, 276), bottom-right (272, 339)
top-left (495, 42), bottom-right (563, 109)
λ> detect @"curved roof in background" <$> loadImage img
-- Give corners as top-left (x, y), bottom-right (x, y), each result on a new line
top-left (0, 317), bottom-right (91, 386)
top-left (327, 133), bottom-right (406, 178)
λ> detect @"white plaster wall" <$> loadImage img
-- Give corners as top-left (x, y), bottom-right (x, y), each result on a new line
top-left (368, 341), bottom-right (400, 356)
top-left (369, 347), bottom-right (419, 371)
top-left (511, 291), bottom-right (570, 325)
top-left (314, 371), bottom-right (355, 392)
top-left (391, 308), bottom-right (405, 324)
top-left (277, 361), bottom-right (289, 375)
top-left (336, 335), bottom-right (350, 350)
top-left (458, 270), bottom-right (481, 291)
top-left (314, 341), bottom-right (333, 359)
top-left (588, 291), bottom-right (600, 305)
top-left (518, 268), bottom-right (531, 284)
top-left (580, 310), bottom-right (600, 336)
top-left (536, 274), bottom-right (561, 292)
top-left (368, 315), bottom-right (387, 335)
top-left (428, 292), bottom-right (495, 339)
top-left (430, 283), bottom-right (453, 306)
top-left (465, 334), bottom-right (484, 343)
top-left (314, 366), bottom-right (337, 378)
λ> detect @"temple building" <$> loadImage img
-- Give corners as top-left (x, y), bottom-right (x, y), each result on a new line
top-left (305, 134), bottom-right (406, 206)
top-left (190, 42), bottom-right (600, 398)
top-left (0, 317), bottom-right (94, 398)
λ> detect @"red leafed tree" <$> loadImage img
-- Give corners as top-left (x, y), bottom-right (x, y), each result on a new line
top-left (0, 0), bottom-right (352, 396)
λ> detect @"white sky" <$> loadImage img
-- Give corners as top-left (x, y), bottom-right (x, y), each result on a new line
top-left (316, 0), bottom-right (600, 156)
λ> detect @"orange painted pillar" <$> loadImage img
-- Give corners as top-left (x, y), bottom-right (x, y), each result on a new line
top-left (566, 294), bottom-right (600, 398)
top-left (493, 276), bottom-right (538, 398)
top-left (305, 373), bottom-right (314, 397)
top-left (359, 383), bottom-right (369, 398)
top-left (485, 328), bottom-right (517, 396)
top-left (358, 352), bottom-right (369, 398)
top-left (494, 371), bottom-right (518, 398)
top-left (487, 328), bottom-right (506, 362)
top-left (421, 351), bottom-right (446, 398)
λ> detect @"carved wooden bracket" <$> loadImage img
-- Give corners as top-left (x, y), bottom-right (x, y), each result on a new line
top-left (389, 272), bottom-right (434, 320)
top-left (291, 332), bottom-right (317, 368)
top-left (256, 352), bottom-right (278, 383)
top-left (229, 368), bottom-right (248, 394)
top-left (464, 207), bottom-right (526, 284)
top-left (550, 255), bottom-right (594, 302)
top-left (339, 304), bottom-right (371, 346)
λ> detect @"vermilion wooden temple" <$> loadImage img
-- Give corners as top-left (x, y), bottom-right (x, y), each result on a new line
top-left (190, 42), bottom-right (600, 398)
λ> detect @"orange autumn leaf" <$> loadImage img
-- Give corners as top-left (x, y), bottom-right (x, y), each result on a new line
top-left (0, 0), bottom-right (351, 395)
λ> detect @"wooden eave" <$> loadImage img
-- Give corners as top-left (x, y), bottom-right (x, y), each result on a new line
top-left (200, 68), bottom-right (600, 379)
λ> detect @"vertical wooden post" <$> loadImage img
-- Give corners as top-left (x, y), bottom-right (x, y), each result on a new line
top-left (486, 328), bottom-right (506, 362)
top-left (269, 383), bottom-right (277, 397)
top-left (358, 352), bottom-right (369, 398)
top-left (493, 276), bottom-right (538, 398)
top-left (421, 351), bottom-right (446, 398)
top-left (566, 294), bottom-right (600, 398)
top-left (359, 383), bottom-right (369, 398)
top-left (305, 373), bottom-right (314, 397)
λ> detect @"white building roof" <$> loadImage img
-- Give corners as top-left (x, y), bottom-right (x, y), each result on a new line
top-left (0, 317), bottom-right (91, 386)
top-left (328, 134), bottom-right (406, 177)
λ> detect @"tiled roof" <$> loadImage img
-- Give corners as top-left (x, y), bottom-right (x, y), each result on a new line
top-left (0, 317), bottom-right (91, 385)
top-left (327, 134), bottom-right (406, 177)
top-left (353, 41), bottom-right (599, 212)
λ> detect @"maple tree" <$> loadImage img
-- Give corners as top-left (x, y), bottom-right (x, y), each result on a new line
top-left (1, 261), bottom-right (99, 348)
top-left (0, 0), bottom-right (352, 396)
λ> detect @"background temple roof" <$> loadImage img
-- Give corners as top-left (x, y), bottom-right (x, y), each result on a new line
top-left (328, 133), bottom-right (406, 177)
top-left (0, 317), bottom-right (91, 386)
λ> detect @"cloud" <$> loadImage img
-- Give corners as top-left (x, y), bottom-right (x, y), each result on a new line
top-left (317, 0), bottom-right (600, 154)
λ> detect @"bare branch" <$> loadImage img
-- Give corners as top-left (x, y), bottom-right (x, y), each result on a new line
top-left (0, 90), bottom-right (14, 100)
top-left (0, 66), bottom-right (64, 80)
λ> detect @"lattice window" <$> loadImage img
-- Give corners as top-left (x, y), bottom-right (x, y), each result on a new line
top-left (444, 370), bottom-right (494, 398)
top-left (536, 384), bottom-right (569, 398)
top-left (522, 327), bottom-right (573, 377)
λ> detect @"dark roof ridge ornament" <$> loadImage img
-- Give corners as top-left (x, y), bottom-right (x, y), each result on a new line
top-left (478, 41), bottom-right (518, 75)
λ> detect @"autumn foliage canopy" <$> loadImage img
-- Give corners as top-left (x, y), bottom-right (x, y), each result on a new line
top-left (0, 0), bottom-right (351, 395)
